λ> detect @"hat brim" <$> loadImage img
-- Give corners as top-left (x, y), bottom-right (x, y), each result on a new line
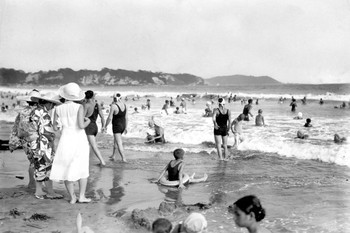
top-left (16, 96), bottom-right (34, 102)
top-left (31, 96), bottom-right (62, 105)
top-left (59, 86), bottom-right (85, 101)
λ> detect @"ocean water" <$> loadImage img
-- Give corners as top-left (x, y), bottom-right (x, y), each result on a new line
top-left (1, 84), bottom-right (350, 232)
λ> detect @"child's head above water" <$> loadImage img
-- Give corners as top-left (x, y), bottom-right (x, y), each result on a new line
top-left (173, 148), bottom-right (185, 160)
top-left (258, 109), bottom-right (263, 114)
top-left (152, 218), bottom-right (172, 233)
top-left (306, 118), bottom-right (311, 123)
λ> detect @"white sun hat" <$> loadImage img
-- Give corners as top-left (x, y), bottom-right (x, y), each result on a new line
top-left (58, 82), bottom-right (84, 101)
top-left (16, 89), bottom-right (41, 102)
top-left (31, 92), bottom-right (62, 105)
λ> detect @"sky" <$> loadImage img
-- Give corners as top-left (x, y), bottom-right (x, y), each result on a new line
top-left (0, 0), bottom-right (349, 84)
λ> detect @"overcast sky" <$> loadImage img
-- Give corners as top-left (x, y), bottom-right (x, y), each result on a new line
top-left (0, 0), bottom-right (349, 83)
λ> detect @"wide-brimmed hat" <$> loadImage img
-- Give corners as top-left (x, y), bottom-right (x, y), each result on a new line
top-left (31, 92), bottom-right (62, 105)
top-left (183, 212), bottom-right (207, 233)
top-left (59, 83), bottom-right (84, 101)
top-left (16, 89), bottom-right (41, 102)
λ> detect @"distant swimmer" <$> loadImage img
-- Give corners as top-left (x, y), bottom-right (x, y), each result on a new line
top-left (319, 98), bottom-right (324, 105)
top-left (132, 107), bottom-right (139, 114)
top-left (301, 96), bottom-right (307, 105)
top-left (294, 112), bottom-right (303, 120)
top-left (304, 118), bottom-right (312, 127)
top-left (255, 109), bottom-right (265, 126)
top-left (180, 98), bottom-right (187, 114)
top-left (256, 99), bottom-right (259, 105)
top-left (290, 99), bottom-right (297, 112)
top-left (297, 130), bottom-right (309, 139)
top-left (334, 134), bottom-right (346, 144)
top-left (161, 100), bottom-right (170, 115)
top-left (146, 99), bottom-right (151, 110)
top-left (170, 97), bottom-right (175, 107)
top-left (174, 106), bottom-right (181, 114)
top-left (203, 101), bottom-right (213, 117)
top-left (242, 99), bottom-right (253, 121)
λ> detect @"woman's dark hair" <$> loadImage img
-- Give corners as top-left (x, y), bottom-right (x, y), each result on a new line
top-left (85, 90), bottom-right (94, 99)
top-left (59, 98), bottom-right (65, 103)
top-left (234, 195), bottom-right (266, 222)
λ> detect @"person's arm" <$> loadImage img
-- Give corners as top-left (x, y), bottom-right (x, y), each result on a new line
top-left (53, 111), bottom-right (59, 131)
top-left (249, 106), bottom-right (253, 117)
top-left (212, 109), bottom-right (219, 129)
top-left (231, 120), bottom-right (236, 134)
top-left (227, 109), bottom-right (232, 133)
top-left (151, 126), bottom-right (164, 140)
top-left (262, 116), bottom-right (265, 126)
top-left (78, 105), bottom-right (90, 129)
top-left (178, 162), bottom-right (185, 189)
top-left (104, 104), bottom-right (115, 130)
top-left (152, 163), bottom-right (169, 183)
top-left (124, 104), bottom-right (128, 134)
top-left (97, 104), bottom-right (106, 130)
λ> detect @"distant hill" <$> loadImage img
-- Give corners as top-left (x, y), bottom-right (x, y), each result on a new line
top-left (205, 75), bottom-right (281, 85)
top-left (0, 68), bottom-right (204, 86)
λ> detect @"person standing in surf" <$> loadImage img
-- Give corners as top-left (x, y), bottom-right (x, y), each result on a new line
top-left (212, 98), bottom-right (231, 160)
top-left (104, 93), bottom-right (128, 162)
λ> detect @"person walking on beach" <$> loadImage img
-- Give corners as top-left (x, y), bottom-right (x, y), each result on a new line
top-left (83, 90), bottom-right (106, 166)
top-left (50, 83), bottom-right (91, 204)
top-left (30, 92), bottom-right (63, 199)
top-left (9, 89), bottom-right (41, 189)
top-left (228, 195), bottom-right (271, 233)
top-left (242, 99), bottom-right (253, 121)
top-left (212, 98), bottom-right (231, 160)
top-left (104, 93), bottom-right (128, 162)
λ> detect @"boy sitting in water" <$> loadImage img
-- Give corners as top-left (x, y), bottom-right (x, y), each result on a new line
top-left (231, 114), bottom-right (245, 148)
top-left (304, 118), bottom-right (312, 127)
top-left (255, 109), bottom-right (265, 126)
top-left (152, 148), bottom-right (208, 189)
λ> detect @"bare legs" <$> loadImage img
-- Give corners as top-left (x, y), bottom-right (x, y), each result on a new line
top-left (28, 164), bottom-right (35, 189)
top-left (214, 135), bottom-right (228, 160)
top-left (110, 133), bottom-right (127, 162)
top-left (64, 178), bottom-right (91, 204)
top-left (87, 135), bottom-right (106, 166)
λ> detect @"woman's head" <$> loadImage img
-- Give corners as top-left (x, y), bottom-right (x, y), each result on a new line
top-left (114, 93), bottom-right (121, 102)
top-left (85, 90), bottom-right (95, 100)
top-left (228, 195), bottom-right (266, 227)
top-left (218, 98), bottom-right (225, 106)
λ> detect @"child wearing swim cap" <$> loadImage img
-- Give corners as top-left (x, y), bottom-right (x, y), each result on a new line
top-left (152, 149), bottom-right (207, 189)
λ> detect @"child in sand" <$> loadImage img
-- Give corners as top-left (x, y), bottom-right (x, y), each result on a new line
top-left (152, 218), bottom-right (173, 233)
top-left (152, 148), bottom-right (208, 189)
top-left (255, 109), bottom-right (265, 126)
top-left (231, 114), bottom-right (245, 148)
top-left (228, 195), bottom-right (271, 233)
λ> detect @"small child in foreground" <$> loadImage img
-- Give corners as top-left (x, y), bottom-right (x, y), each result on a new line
top-left (152, 218), bottom-right (172, 233)
top-left (255, 109), bottom-right (265, 126)
top-left (171, 212), bottom-right (208, 233)
top-left (152, 149), bottom-right (207, 189)
top-left (228, 195), bottom-right (272, 233)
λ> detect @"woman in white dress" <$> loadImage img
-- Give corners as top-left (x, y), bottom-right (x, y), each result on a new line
top-left (50, 83), bottom-right (91, 204)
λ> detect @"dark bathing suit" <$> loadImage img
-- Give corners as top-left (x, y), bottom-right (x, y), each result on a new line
top-left (85, 103), bottom-right (99, 136)
top-left (214, 108), bottom-right (229, 136)
top-left (167, 161), bottom-right (182, 181)
top-left (112, 103), bottom-right (126, 134)
top-left (242, 104), bottom-right (252, 121)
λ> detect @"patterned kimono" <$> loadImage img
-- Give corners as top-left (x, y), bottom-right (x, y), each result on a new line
top-left (9, 105), bottom-right (38, 163)
top-left (30, 105), bottom-right (56, 182)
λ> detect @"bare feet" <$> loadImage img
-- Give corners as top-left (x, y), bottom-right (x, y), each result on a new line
top-left (70, 195), bottom-right (77, 204)
top-left (78, 197), bottom-right (92, 203)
